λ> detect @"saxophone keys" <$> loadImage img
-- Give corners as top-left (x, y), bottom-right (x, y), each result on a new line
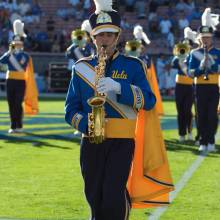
top-left (89, 114), bottom-right (94, 120)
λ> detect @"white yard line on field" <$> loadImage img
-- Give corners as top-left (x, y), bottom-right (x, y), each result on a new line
top-left (149, 132), bottom-right (220, 220)
top-left (0, 218), bottom-right (34, 220)
top-left (0, 218), bottom-right (85, 220)
top-left (148, 151), bottom-right (208, 220)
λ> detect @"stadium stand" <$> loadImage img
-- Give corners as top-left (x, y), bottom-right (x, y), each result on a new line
top-left (0, 0), bottom-right (220, 93)
top-left (1, 0), bottom-right (220, 55)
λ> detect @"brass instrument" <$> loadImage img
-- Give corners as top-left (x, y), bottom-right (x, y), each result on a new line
top-left (9, 43), bottom-right (15, 52)
top-left (87, 46), bottom-right (107, 144)
top-left (203, 45), bottom-right (209, 80)
top-left (173, 42), bottom-right (190, 59)
top-left (125, 40), bottom-right (142, 57)
top-left (71, 28), bottom-right (87, 48)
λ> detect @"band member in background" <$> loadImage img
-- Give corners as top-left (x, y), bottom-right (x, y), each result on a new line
top-left (66, 21), bottom-right (94, 72)
top-left (132, 25), bottom-right (151, 68)
top-left (0, 19), bottom-right (38, 134)
top-left (66, 20), bottom-right (94, 138)
top-left (188, 8), bottom-right (220, 152)
top-left (65, 0), bottom-right (173, 219)
top-left (81, 19), bottom-right (95, 51)
top-left (172, 37), bottom-right (194, 142)
top-left (184, 27), bottom-right (201, 145)
top-left (125, 25), bottom-right (163, 115)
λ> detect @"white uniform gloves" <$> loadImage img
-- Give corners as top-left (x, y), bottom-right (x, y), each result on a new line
top-left (199, 57), bottom-right (215, 70)
top-left (97, 77), bottom-right (121, 94)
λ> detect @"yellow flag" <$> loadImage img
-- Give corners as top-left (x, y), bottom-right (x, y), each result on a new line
top-left (147, 61), bottom-right (164, 116)
top-left (24, 57), bottom-right (39, 115)
top-left (127, 109), bottom-right (174, 208)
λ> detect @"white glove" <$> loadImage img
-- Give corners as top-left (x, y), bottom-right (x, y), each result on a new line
top-left (97, 77), bottom-right (121, 94)
top-left (200, 58), bottom-right (213, 70)
top-left (199, 58), bottom-right (206, 70)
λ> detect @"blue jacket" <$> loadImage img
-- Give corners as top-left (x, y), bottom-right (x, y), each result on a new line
top-left (171, 56), bottom-right (187, 75)
top-left (188, 47), bottom-right (220, 77)
top-left (66, 43), bottom-right (94, 63)
top-left (65, 51), bottom-right (156, 134)
top-left (0, 50), bottom-right (30, 72)
top-left (139, 54), bottom-right (151, 69)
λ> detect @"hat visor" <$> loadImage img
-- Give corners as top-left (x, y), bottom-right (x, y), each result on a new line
top-left (198, 33), bottom-right (213, 38)
top-left (92, 25), bottom-right (121, 36)
top-left (12, 40), bottom-right (23, 45)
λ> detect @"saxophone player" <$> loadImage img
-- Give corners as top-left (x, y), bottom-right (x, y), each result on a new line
top-left (64, 0), bottom-right (174, 218)
top-left (188, 8), bottom-right (220, 152)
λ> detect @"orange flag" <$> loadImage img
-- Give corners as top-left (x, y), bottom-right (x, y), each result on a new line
top-left (24, 57), bottom-right (39, 115)
top-left (127, 108), bottom-right (174, 208)
top-left (147, 61), bottom-right (164, 116)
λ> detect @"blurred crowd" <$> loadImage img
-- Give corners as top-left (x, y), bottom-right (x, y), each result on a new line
top-left (0, 0), bottom-right (220, 54)
top-left (0, 0), bottom-right (220, 95)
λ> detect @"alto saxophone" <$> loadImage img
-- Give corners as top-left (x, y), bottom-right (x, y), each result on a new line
top-left (87, 46), bottom-right (107, 144)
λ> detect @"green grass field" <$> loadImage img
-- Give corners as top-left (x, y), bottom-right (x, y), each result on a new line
top-left (0, 98), bottom-right (220, 220)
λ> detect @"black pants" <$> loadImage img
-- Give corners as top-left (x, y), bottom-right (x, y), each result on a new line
top-left (80, 138), bottom-right (135, 220)
top-left (175, 84), bottom-right (194, 136)
top-left (6, 79), bottom-right (26, 129)
top-left (196, 84), bottom-right (219, 145)
top-left (193, 85), bottom-right (200, 141)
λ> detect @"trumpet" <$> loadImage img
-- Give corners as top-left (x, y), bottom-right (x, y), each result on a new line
top-left (125, 40), bottom-right (142, 57)
top-left (9, 43), bottom-right (15, 52)
top-left (203, 45), bottom-right (209, 80)
top-left (87, 46), bottom-right (107, 144)
top-left (173, 42), bottom-right (190, 59)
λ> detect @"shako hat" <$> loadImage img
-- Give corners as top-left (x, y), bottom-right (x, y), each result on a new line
top-left (81, 19), bottom-right (92, 34)
top-left (89, 0), bottom-right (121, 36)
top-left (12, 19), bottom-right (27, 44)
top-left (198, 8), bottom-right (219, 37)
top-left (133, 25), bottom-right (151, 46)
top-left (184, 26), bottom-right (199, 45)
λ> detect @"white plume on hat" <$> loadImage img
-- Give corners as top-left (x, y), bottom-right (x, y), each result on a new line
top-left (201, 8), bottom-right (220, 30)
top-left (13, 19), bottom-right (26, 37)
top-left (94, 0), bottom-right (114, 14)
top-left (81, 19), bottom-right (92, 34)
top-left (133, 25), bottom-right (151, 45)
top-left (184, 27), bottom-right (199, 44)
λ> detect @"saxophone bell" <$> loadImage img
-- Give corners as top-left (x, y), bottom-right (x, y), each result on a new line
top-left (87, 96), bottom-right (106, 144)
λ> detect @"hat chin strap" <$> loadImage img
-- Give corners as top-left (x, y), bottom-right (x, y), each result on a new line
top-left (199, 33), bottom-right (213, 38)
top-left (110, 31), bottom-right (120, 51)
top-left (107, 33), bottom-right (120, 57)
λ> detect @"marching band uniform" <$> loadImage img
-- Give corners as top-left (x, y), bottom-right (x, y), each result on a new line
top-left (66, 21), bottom-right (95, 138)
top-left (0, 20), bottom-right (38, 134)
top-left (66, 52), bottom-right (156, 220)
top-left (132, 25), bottom-right (151, 69)
top-left (65, 1), bottom-right (173, 219)
top-left (139, 53), bottom-right (151, 69)
top-left (66, 24), bottom-right (94, 72)
top-left (125, 25), bottom-right (164, 115)
top-left (188, 8), bottom-right (220, 152)
top-left (184, 27), bottom-right (201, 144)
top-left (66, 52), bottom-right (156, 134)
top-left (66, 38), bottom-right (93, 63)
top-left (172, 42), bottom-right (194, 142)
